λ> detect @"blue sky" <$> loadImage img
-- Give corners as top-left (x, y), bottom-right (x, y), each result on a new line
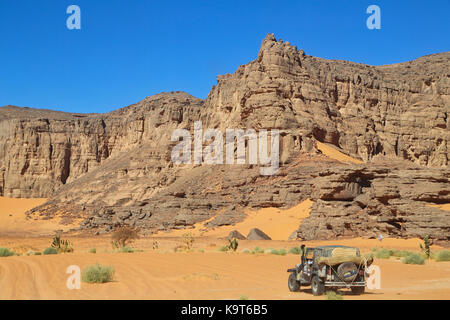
top-left (0, 0), bottom-right (449, 113)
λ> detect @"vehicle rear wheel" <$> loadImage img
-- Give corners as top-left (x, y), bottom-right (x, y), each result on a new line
top-left (311, 275), bottom-right (325, 296)
top-left (351, 286), bottom-right (365, 295)
top-left (288, 273), bottom-right (300, 292)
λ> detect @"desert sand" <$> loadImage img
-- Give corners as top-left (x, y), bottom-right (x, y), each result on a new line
top-left (316, 141), bottom-right (364, 164)
top-left (0, 197), bottom-right (449, 300)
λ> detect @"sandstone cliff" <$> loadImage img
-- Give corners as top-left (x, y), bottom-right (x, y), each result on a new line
top-left (1, 34), bottom-right (449, 241)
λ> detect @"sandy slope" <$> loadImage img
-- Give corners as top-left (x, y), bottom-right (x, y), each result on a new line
top-left (158, 199), bottom-right (313, 240)
top-left (316, 141), bottom-right (363, 164)
top-left (0, 197), bottom-right (79, 236)
top-left (0, 197), bottom-right (449, 300)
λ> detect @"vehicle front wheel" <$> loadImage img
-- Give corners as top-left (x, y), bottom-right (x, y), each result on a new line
top-left (311, 275), bottom-right (325, 296)
top-left (351, 286), bottom-right (365, 295)
top-left (288, 273), bottom-right (300, 292)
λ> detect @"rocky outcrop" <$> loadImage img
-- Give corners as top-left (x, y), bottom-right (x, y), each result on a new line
top-left (298, 165), bottom-right (450, 240)
top-left (0, 92), bottom-right (203, 197)
top-left (247, 228), bottom-right (272, 240)
top-left (203, 34), bottom-right (449, 166)
top-left (227, 230), bottom-right (246, 240)
top-left (1, 34), bottom-right (449, 241)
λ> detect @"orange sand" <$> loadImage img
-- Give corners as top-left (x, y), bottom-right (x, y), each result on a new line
top-left (428, 203), bottom-right (450, 211)
top-left (0, 197), bottom-right (78, 236)
top-left (317, 141), bottom-right (363, 164)
top-left (158, 199), bottom-right (313, 240)
top-left (0, 197), bottom-right (449, 300)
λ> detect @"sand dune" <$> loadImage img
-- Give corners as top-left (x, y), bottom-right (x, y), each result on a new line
top-left (316, 141), bottom-right (363, 164)
top-left (158, 199), bottom-right (313, 240)
top-left (0, 197), bottom-right (79, 236)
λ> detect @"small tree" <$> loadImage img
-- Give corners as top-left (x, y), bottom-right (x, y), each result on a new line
top-left (51, 232), bottom-right (73, 253)
top-left (227, 238), bottom-right (239, 252)
top-left (420, 234), bottom-right (432, 259)
top-left (111, 226), bottom-right (139, 249)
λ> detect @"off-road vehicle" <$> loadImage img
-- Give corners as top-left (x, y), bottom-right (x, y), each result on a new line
top-left (287, 245), bottom-right (373, 295)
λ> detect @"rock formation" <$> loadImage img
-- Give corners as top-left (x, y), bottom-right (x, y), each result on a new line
top-left (1, 34), bottom-right (448, 241)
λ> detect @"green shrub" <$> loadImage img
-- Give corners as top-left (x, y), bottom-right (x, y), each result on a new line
top-left (252, 247), bottom-right (265, 254)
top-left (88, 248), bottom-right (96, 254)
top-left (288, 247), bottom-right (302, 255)
top-left (119, 246), bottom-right (134, 253)
top-left (371, 246), bottom-right (378, 252)
top-left (241, 248), bottom-right (251, 254)
top-left (34, 252), bottom-right (42, 255)
top-left (402, 253), bottom-right (425, 265)
top-left (43, 247), bottom-right (58, 255)
top-left (239, 294), bottom-right (249, 300)
top-left (375, 249), bottom-right (392, 259)
top-left (391, 250), bottom-right (413, 258)
top-left (82, 264), bottom-right (115, 283)
top-left (218, 245), bottom-right (229, 252)
top-left (419, 234), bottom-right (432, 259)
top-left (326, 291), bottom-right (343, 300)
top-left (435, 250), bottom-right (450, 262)
top-left (0, 247), bottom-right (14, 257)
top-left (51, 232), bottom-right (73, 253)
top-left (270, 249), bottom-right (287, 256)
top-left (227, 238), bottom-right (239, 252)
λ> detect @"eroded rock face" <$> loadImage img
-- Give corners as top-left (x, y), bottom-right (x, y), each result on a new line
top-left (0, 92), bottom-right (203, 197)
top-left (1, 34), bottom-right (449, 241)
top-left (203, 34), bottom-right (449, 166)
top-left (298, 165), bottom-right (450, 240)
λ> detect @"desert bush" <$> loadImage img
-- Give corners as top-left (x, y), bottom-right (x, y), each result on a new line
top-left (375, 249), bottom-right (392, 259)
top-left (111, 226), bottom-right (139, 249)
top-left (51, 232), bottom-right (73, 253)
top-left (197, 249), bottom-right (205, 253)
top-left (88, 248), bottom-right (96, 254)
top-left (435, 250), bottom-right (450, 262)
top-left (326, 291), bottom-right (343, 300)
top-left (173, 245), bottom-right (184, 252)
top-left (239, 294), bottom-right (249, 300)
top-left (43, 247), bottom-right (58, 255)
top-left (288, 247), bottom-right (302, 255)
top-left (252, 247), bottom-right (265, 254)
top-left (402, 253), bottom-right (425, 265)
top-left (270, 249), bottom-right (287, 256)
top-left (182, 232), bottom-right (195, 251)
top-left (227, 238), bottom-right (239, 252)
top-left (420, 234), bottom-right (432, 259)
top-left (371, 246), bottom-right (378, 252)
top-left (82, 264), bottom-right (115, 283)
top-left (218, 245), bottom-right (229, 252)
top-left (391, 250), bottom-right (413, 258)
top-left (119, 246), bottom-right (134, 253)
top-left (0, 247), bottom-right (14, 257)
top-left (34, 252), bottom-right (42, 255)
top-left (241, 248), bottom-right (251, 254)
